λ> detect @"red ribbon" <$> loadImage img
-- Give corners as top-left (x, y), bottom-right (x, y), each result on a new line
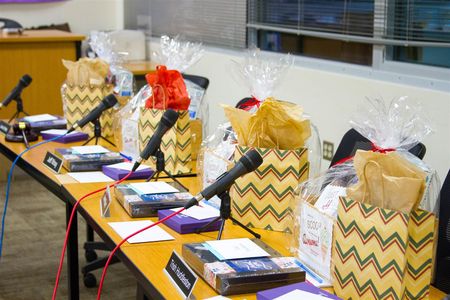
top-left (239, 96), bottom-right (262, 111)
top-left (331, 142), bottom-right (395, 167)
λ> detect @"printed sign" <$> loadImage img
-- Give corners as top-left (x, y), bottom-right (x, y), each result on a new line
top-left (43, 151), bottom-right (63, 173)
top-left (0, 120), bottom-right (11, 135)
top-left (164, 251), bottom-right (198, 298)
top-left (100, 186), bottom-right (111, 218)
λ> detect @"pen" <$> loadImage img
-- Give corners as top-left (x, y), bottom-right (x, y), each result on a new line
top-left (119, 152), bottom-right (133, 162)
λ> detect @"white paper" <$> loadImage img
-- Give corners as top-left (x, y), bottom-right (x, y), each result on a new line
top-left (274, 289), bottom-right (331, 300)
top-left (41, 129), bottom-right (78, 136)
top-left (172, 204), bottom-right (220, 220)
top-left (71, 145), bottom-right (110, 155)
top-left (68, 172), bottom-right (114, 183)
top-left (206, 238), bottom-right (270, 260)
top-left (109, 220), bottom-right (174, 243)
top-left (108, 162), bottom-right (150, 171)
top-left (314, 185), bottom-right (346, 218)
top-left (203, 296), bottom-right (231, 300)
top-left (23, 114), bottom-right (57, 122)
top-left (129, 182), bottom-right (179, 195)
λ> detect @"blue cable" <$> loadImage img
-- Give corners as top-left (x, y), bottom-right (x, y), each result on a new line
top-left (0, 133), bottom-right (66, 260)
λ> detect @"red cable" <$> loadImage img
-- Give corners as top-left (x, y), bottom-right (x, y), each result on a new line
top-left (96, 207), bottom-right (186, 300)
top-left (51, 171), bottom-right (133, 300)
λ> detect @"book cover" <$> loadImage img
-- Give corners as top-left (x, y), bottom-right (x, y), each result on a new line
top-left (182, 239), bottom-right (305, 295)
top-left (114, 184), bottom-right (192, 218)
top-left (54, 148), bottom-right (124, 172)
top-left (158, 209), bottom-right (222, 234)
top-left (257, 282), bottom-right (342, 300)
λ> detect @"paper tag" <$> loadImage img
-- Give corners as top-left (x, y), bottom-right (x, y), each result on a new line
top-left (129, 182), bottom-right (179, 195)
top-left (71, 145), bottom-right (110, 155)
top-left (205, 238), bottom-right (270, 260)
top-left (43, 151), bottom-right (63, 173)
top-left (23, 114), bottom-right (57, 122)
top-left (108, 162), bottom-right (150, 171)
top-left (0, 120), bottom-right (11, 135)
top-left (172, 205), bottom-right (220, 220)
top-left (274, 289), bottom-right (332, 300)
top-left (314, 185), bottom-right (346, 218)
top-left (299, 203), bottom-right (334, 282)
top-left (100, 186), bottom-right (111, 218)
top-left (164, 251), bottom-right (198, 298)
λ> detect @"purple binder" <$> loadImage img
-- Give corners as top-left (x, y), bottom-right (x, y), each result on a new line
top-left (41, 130), bottom-right (89, 143)
top-left (102, 164), bottom-right (154, 180)
top-left (158, 209), bottom-right (222, 234)
top-left (257, 282), bottom-right (341, 300)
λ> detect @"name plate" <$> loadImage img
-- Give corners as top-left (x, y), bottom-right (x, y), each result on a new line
top-left (164, 251), bottom-right (198, 298)
top-left (43, 151), bottom-right (63, 173)
top-left (0, 120), bottom-right (11, 135)
top-left (100, 186), bottom-right (111, 218)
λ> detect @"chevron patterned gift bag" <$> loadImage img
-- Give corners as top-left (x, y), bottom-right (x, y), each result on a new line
top-left (230, 146), bottom-right (309, 232)
top-left (332, 197), bottom-right (436, 300)
top-left (138, 108), bottom-right (192, 175)
top-left (63, 84), bottom-right (115, 137)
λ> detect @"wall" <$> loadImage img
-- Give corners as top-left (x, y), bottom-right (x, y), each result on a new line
top-left (150, 41), bottom-right (450, 181)
top-left (0, 0), bottom-right (123, 35)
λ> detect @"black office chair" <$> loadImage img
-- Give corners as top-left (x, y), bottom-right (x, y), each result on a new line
top-left (330, 128), bottom-right (426, 167)
top-left (435, 169), bottom-right (450, 293)
top-left (0, 18), bottom-right (22, 29)
top-left (82, 73), bottom-right (210, 288)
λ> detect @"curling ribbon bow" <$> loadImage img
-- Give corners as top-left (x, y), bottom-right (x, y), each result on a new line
top-left (331, 142), bottom-right (395, 167)
top-left (239, 96), bottom-right (262, 111)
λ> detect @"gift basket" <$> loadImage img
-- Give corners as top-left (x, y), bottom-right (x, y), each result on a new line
top-left (113, 36), bottom-right (205, 174)
top-left (292, 97), bottom-right (439, 299)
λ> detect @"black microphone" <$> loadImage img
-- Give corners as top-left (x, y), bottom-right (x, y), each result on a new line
top-left (68, 94), bottom-right (118, 133)
top-left (132, 109), bottom-right (179, 172)
top-left (184, 149), bottom-right (263, 209)
top-left (0, 75), bottom-right (32, 109)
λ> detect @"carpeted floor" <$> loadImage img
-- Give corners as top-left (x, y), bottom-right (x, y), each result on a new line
top-left (0, 172), bottom-right (136, 300)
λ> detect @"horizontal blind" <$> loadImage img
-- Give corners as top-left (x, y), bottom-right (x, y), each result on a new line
top-left (149, 0), bottom-right (247, 48)
top-left (248, 0), bottom-right (450, 47)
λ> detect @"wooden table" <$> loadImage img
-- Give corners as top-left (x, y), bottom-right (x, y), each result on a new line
top-left (0, 136), bottom-right (446, 300)
top-left (0, 30), bottom-right (85, 120)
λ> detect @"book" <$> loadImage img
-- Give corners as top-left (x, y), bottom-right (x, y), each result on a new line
top-left (257, 282), bottom-right (342, 300)
top-left (182, 239), bottom-right (305, 295)
top-left (41, 129), bottom-right (89, 143)
top-left (102, 162), bottom-right (154, 180)
top-left (54, 148), bottom-right (124, 172)
top-left (19, 114), bottom-right (67, 132)
top-left (114, 183), bottom-right (192, 218)
top-left (158, 208), bottom-right (222, 234)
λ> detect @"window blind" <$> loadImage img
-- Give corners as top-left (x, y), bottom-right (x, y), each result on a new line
top-left (148, 0), bottom-right (247, 49)
top-left (248, 0), bottom-right (450, 47)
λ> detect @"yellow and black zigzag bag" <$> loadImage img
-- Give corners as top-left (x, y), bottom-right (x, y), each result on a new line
top-left (138, 108), bottom-right (192, 175)
top-left (333, 197), bottom-right (436, 300)
top-left (230, 146), bottom-right (309, 233)
top-left (63, 84), bottom-right (115, 137)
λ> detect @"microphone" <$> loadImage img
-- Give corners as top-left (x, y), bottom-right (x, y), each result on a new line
top-left (0, 75), bottom-right (32, 109)
top-left (132, 109), bottom-right (179, 172)
top-left (68, 94), bottom-right (118, 133)
top-left (184, 149), bottom-right (263, 209)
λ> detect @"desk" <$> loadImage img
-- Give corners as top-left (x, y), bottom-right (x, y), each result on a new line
top-left (0, 136), bottom-right (446, 300)
top-left (0, 30), bottom-right (85, 120)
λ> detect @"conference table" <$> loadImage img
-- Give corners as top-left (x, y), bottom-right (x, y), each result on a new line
top-left (0, 135), bottom-right (447, 300)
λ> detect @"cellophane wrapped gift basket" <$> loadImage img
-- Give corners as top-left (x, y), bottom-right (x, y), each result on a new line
top-left (113, 36), bottom-right (205, 175)
top-left (292, 97), bottom-right (440, 299)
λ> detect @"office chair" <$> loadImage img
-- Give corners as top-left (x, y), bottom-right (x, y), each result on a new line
top-left (435, 169), bottom-right (450, 293)
top-left (82, 73), bottom-right (210, 288)
top-left (329, 128), bottom-right (426, 167)
top-left (0, 18), bottom-right (23, 29)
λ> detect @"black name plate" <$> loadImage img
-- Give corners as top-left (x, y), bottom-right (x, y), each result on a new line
top-left (0, 120), bottom-right (11, 135)
top-left (43, 151), bottom-right (63, 173)
top-left (164, 251), bottom-right (198, 298)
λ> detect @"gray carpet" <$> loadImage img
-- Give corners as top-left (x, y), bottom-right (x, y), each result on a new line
top-left (0, 172), bottom-right (136, 300)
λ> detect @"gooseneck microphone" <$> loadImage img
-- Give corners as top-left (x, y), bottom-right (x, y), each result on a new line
top-left (67, 94), bottom-right (118, 133)
top-left (132, 109), bottom-right (179, 172)
top-left (0, 75), bottom-right (32, 109)
top-left (184, 149), bottom-right (263, 209)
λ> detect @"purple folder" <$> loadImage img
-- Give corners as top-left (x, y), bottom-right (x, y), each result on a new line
top-left (41, 130), bottom-right (89, 143)
top-left (257, 282), bottom-right (342, 300)
top-left (158, 209), bottom-right (222, 234)
top-left (102, 164), bottom-right (154, 180)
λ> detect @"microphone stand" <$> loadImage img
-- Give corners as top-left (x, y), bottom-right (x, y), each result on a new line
top-left (197, 189), bottom-right (261, 240)
top-left (8, 96), bottom-right (29, 123)
top-left (82, 118), bottom-right (115, 146)
top-left (146, 147), bottom-right (188, 191)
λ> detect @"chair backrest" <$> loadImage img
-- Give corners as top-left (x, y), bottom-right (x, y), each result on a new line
top-left (435, 169), bottom-right (450, 293)
top-left (0, 18), bottom-right (22, 29)
top-left (182, 74), bottom-right (209, 90)
top-left (330, 128), bottom-right (426, 167)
